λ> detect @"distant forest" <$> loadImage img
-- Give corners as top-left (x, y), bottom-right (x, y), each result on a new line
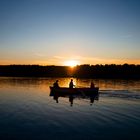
top-left (0, 64), bottom-right (140, 79)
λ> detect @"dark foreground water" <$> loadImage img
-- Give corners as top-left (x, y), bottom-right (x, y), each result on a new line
top-left (0, 77), bottom-right (140, 140)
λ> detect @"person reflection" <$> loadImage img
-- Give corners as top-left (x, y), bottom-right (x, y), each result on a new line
top-left (53, 93), bottom-right (59, 103)
top-left (90, 95), bottom-right (95, 106)
top-left (69, 95), bottom-right (74, 106)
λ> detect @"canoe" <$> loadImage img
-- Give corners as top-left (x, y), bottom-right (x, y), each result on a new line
top-left (50, 86), bottom-right (99, 96)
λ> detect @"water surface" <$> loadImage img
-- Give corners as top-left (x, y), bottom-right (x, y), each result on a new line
top-left (0, 77), bottom-right (140, 140)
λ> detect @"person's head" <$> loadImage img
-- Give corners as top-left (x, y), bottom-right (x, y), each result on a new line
top-left (56, 80), bottom-right (58, 83)
top-left (71, 79), bottom-right (73, 82)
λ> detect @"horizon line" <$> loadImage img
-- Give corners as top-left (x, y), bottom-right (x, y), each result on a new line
top-left (0, 63), bottom-right (140, 66)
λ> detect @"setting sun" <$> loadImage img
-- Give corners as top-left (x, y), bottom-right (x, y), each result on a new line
top-left (64, 60), bottom-right (79, 67)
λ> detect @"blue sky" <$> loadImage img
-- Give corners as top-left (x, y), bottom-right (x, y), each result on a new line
top-left (0, 0), bottom-right (140, 65)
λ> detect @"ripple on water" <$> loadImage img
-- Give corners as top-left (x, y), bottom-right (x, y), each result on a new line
top-left (0, 78), bottom-right (140, 140)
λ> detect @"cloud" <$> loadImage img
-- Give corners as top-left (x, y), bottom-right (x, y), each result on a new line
top-left (0, 55), bottom-right (139, 65)
top-left (55, 56), bottom-right (140, 64)
top-left (52, 55), bottom-right (140, 65)
top-left (34, 53), bottom-right (46, 57)
top-left (120, 34), bottom-right (133, 39)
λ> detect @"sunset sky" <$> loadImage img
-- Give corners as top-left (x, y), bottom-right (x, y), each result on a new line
top-left (0, 0), bottom-right (140, 65)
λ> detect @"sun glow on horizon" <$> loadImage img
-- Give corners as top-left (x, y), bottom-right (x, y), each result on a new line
top-left (64, 60), bottom-right (79, 67)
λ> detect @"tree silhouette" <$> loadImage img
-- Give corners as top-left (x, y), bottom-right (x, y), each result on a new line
top-left (0, 64), bottom-right (139, 79)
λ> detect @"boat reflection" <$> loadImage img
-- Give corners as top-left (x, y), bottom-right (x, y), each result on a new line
top-left (50, 90), bottom-right (99, 106)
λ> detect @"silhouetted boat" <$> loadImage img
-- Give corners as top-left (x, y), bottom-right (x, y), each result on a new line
top-left (50, 86), bottom-right (99, 96)
top-left (50, 86), bottom-right (99, 106)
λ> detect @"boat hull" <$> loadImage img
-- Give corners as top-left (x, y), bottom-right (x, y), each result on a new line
top-left (50, 86), bottom-right (99, 96)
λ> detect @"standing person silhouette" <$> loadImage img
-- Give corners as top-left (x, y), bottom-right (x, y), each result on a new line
top-left (69, 79), bottom-right (74, 88)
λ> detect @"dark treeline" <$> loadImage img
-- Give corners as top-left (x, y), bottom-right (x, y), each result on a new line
top-left (0, 64), bottom-right (140, 79)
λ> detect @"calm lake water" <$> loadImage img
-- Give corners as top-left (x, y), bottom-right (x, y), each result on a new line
top-left (0, 77), bottom-right (140, 140)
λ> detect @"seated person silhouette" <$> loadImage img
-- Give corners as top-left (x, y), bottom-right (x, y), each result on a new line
top-left (53, 80), bottom-right (59, 88)
top-left (90, 81), bottom-right (95, 88)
